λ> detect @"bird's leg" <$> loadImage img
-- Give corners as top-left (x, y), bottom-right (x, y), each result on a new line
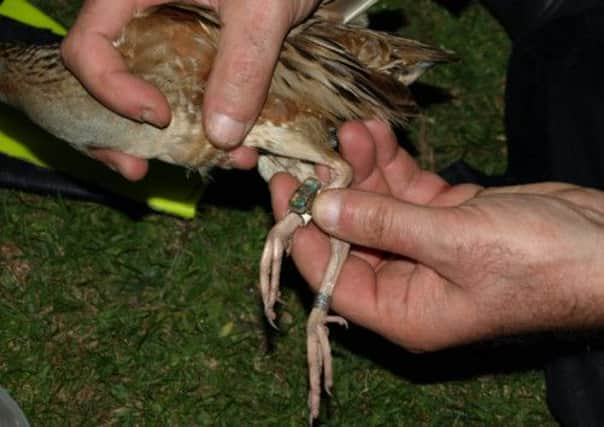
top-left (307, 237), bottom-right (350, 421)
top-left (260, 212), bottom-right (302, 327)
top-left (304, 161), bottom-right (352, 422)
top-left (260, 177), bottom-right (321, 327)
top-left (262, 174), bottom-right (352, 422)
top-left (249, 125), bottom-right (352, 421)
top-left (259, 154), bottom-right (351, 421)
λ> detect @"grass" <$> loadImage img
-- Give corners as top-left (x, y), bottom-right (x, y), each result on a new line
top-left (0, 1), bottom-right (556, 425)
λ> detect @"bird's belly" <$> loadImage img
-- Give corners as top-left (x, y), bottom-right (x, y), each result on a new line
top-left (21, 80), bottom-right (220, 170)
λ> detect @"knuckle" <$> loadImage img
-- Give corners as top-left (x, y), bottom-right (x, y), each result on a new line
top-left (226, 54), bottom-right (266, 89)
top-left (205, 0), bottom-right (221, 11)
top-left (359, 200), bottom-right (398, 247)
top-left (290, 0), bottom-right (320, 23)
top-left (215, 0), bottom-right (314, 98)
top-left (59, 37), bottom-right (78, 68)
top-left (248, 1), bottom-right (291, 26)
top-left (60, 31), bottom-right (92, 73)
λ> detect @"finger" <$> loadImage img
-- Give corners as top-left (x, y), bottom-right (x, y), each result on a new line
top-left (555, 187), bottom-right (604, 215)
top-left (61, 0), bottom-right (171, 127)
top-left (481, 183), bottom-right (604, 216)
top-left (269, 172), bottom-right (299, 220)
top-left (312, 189), bottom-right (461, 265)
top-left (337, 122), bottom-right (377, 185)
top-left (480, 182), bottom-right (580, 196)
top-left (91, 148), bottom-right (149, 181)
top-left (349, 246), bottom-right (385, 269)
top-left (363, 120), bottom-right (403, 170)
top-left (338, 122), bottom-right (391, 195)
top-left (203, 0), bottom-right (316, 148)
top-left (224, 146), bottom-right (259, 170)
top-left (363, 120), bottom-right (449, 204)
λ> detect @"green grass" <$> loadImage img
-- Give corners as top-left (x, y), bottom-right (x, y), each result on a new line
top-left (0, 1), bottom-right (556, 425)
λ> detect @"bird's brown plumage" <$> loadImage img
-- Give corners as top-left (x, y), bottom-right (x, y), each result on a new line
top-left (0, 3), bottom-right (453, 176)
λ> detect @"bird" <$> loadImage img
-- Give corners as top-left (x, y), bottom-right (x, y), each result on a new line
top-left (0, 1), bottom-right (454, 421)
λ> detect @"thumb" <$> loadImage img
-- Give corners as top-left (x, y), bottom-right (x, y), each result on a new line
top-left (312, 189), bottom-right (458, 264)
top-left (203, 1), bottom-right (310, 148)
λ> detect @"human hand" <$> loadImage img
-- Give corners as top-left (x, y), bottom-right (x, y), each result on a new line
top-left (61, 0), bottom-right (319, 178)
top-left (269, 120), bottom-right (604, 352)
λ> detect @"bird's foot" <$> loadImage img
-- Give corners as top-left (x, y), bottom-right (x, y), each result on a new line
top-left (260, 213), bottom-right (302, 328)
top-left (306, 300), bottom-right (348, 422)
top-left (260, 177), bottom-right (322, 328)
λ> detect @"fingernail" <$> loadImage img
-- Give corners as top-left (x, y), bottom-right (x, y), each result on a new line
top-left (140, 108), bottom-right (162, 127)
top-left (100, 156), bottom-right (131, 178)
top-left (206, 113), bottom-right (249, 148)
top-left (312, 191), bottom-right (342, 233)
top-left (105, 160), bottom-right (129, 178)
top-left (105, 162), bottom-right (119, 173)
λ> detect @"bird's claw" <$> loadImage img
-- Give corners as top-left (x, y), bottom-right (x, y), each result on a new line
top-left (259, 213), bottom-right (303, 329)
top-left (307, 306), bottom-right (348, 422)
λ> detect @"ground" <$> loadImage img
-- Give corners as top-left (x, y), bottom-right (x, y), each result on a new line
top-left (0, 1), bottom-right (556, 425)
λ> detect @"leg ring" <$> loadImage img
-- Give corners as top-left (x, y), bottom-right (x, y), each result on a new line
top-left (313, 292), bottom-right (331, 311)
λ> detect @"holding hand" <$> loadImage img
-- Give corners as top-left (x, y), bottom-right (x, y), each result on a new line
top-left (270, 120), bottom-right (604, 352)
top-left (61, 0), bottom-right (319, 179)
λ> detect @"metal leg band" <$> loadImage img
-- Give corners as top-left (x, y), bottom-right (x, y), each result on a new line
top-left (313, 292), bottom-right (331, 311)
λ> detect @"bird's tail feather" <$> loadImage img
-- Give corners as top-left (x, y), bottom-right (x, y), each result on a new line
top-left (283, 29), bottom-right (417, 127)
top-left (311, 22), bottom-right (458, 85)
